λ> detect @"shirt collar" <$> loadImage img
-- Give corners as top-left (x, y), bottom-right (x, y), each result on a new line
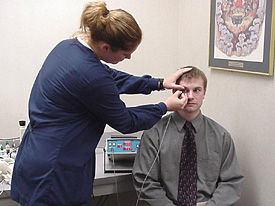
top-left (171, 111), bottom-right (203, 134)
top-left (77, 36), bottom-right (93, 51)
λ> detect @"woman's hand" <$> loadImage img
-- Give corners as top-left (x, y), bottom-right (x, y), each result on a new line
top-left (165, 90), bottom-right (188, 111)
top-left (163, 67), bottom-right (192, 90)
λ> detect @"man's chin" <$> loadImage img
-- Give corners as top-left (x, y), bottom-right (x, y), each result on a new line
top-left (183, 107), bottom-right (197, 113)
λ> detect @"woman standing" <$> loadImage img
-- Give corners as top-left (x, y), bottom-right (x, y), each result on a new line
top-left (11, 1), bottom-right (189, 205)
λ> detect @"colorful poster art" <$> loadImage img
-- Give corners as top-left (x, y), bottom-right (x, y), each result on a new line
top-left (209, 0), bottom-right (274, 76)
top-left (215, 0), bottom-right (266, 61)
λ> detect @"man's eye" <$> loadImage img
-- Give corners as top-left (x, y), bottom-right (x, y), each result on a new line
top-left (194, 88), bottom-right (201, 93)
top-left (182, 89), bottom-right (188, 93)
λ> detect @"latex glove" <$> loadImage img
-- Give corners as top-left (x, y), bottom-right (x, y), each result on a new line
top-left (0, 161), bottom-right (11, 174)
top-left (2, 173), bottom-right (12, 184)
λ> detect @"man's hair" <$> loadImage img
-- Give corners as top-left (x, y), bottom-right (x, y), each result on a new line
top-left (177, 66), bottom-right (207, 90)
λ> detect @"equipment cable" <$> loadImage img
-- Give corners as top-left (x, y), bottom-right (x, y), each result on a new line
top-left (135, 115), bottom-right (172, 206)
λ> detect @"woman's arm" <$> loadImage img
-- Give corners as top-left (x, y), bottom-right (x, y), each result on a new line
top-left (105, 65), bottom-right (159, 94)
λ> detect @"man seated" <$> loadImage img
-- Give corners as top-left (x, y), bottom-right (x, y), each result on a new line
top-left (132, 66), bottom-right (244, 206)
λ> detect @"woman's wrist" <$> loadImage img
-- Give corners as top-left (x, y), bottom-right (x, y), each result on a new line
top-left (158, 78), bottom-right (165, 90)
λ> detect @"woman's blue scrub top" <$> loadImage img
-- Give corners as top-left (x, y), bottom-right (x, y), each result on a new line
top-left (11, 38), bottom-right (167, 205)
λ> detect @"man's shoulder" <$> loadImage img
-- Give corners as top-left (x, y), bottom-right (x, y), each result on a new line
top-left (143, 113), bottom-right (173, 134)
top-left (202, 114), bottom-right (230, 136)
top-left (155, 113), bottom-right (173, 128)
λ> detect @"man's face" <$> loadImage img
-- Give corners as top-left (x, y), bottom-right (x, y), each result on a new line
top-left (179, 77), bottom-right (206, 114)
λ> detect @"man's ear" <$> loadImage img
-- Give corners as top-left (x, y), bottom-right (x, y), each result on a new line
top-left (203, 89), bottom-right (206, 97)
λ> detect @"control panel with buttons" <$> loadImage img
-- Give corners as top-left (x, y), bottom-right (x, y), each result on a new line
top-left (106, 136), bottom-right (140, 161)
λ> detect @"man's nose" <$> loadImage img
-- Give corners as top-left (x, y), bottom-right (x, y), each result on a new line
top-left (187, 91), bottom-right (194, 98)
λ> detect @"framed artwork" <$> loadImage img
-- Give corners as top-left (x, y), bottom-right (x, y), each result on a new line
top-left (208, 0), bottom-right (275, 76)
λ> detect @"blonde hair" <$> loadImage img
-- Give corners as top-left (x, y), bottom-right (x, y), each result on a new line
top-left (76, 1), bottom-right (142, 51)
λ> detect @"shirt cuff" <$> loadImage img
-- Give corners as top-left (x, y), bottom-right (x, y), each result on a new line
top-left (158, 102), bottom-right (167, 115)
top-left (148, 78), bottom-right (160, 91)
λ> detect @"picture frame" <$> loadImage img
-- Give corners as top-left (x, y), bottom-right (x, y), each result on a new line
top-left (208, 0), bottom-right (275, 76)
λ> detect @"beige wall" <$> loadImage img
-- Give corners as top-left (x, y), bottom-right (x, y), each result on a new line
top-left (0, 0), bottom-right (88, 137)
top-left (1, 0), bottom-right (275, 206)
top-left (179, 1), bottom-right (275, 206)
top-left (0, 0), bottom-right (179, 137)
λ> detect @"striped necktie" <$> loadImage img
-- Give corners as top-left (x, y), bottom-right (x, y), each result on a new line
top-left (177, 121), bottom-right (197, 206)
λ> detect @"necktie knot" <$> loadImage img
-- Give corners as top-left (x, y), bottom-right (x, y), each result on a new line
top-left (184, 121), bottom-right (193, 133)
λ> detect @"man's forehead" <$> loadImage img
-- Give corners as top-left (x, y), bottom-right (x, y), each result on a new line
top-left (179, 77), bottom-right (204, 87)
